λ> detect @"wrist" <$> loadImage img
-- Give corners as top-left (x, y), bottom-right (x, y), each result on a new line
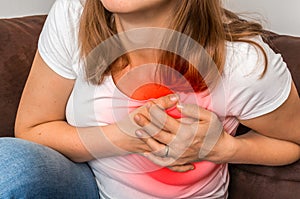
top-left (205, 131), bottom-right (238, 164)
top-left (100, 124), bottom-right (131, 156)
top-left (101, 123), bottom-right (151, 156)
top-left (220, 132), bottom-right (239, 163)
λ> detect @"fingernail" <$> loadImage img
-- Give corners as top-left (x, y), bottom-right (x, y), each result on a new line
top-left (146, 102), bottom-right (152, 109)
top-left (143, 152), bottom-right (150, 157)
top-left (176, 103), bottom-right (184, 109)
top-left (134, 114), bottom-right (141, 122)
top-left (135, 130), bottom-right (143, 137)
top-left (170, 94), bottom-right (179, 102)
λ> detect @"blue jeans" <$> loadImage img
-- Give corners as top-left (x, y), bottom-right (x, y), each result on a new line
top-left (0, 138), bottom-right (100, 199)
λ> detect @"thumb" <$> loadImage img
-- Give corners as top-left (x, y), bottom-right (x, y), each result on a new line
top-left (153, 94), bottom-right (179, 110)
top-left (177, 103), bottom-right (213, 121)
top-left (168, 164), bottom-right (195, 172)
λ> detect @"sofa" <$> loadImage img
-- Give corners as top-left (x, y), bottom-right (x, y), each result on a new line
top-left (0, 15), bottom-right (299, 198)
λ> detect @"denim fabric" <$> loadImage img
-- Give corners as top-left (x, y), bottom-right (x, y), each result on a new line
top-left (0, 138), bottom-right (100, 199)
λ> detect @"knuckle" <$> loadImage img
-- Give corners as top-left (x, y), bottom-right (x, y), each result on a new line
top-left (157, 101), bottom-right (167, 110)
top-left (142, 122), bottom-right (152, 131)
top-left (154, 97), bottom-right (168, 108)
top-left (153, 132), bottom-right (163, 140)
top-left (144, 138), bottom-right (151, 145)
top-left (152, 145), bottom-right (162, 152)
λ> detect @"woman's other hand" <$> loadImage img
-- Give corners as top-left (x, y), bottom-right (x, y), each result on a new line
top-left (133, 98), bottom-right (235, 170)
top-left (98, 94), bottom-right (180, 156)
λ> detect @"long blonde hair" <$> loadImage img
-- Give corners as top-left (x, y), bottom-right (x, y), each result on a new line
top-left (79, 0), bottom-right (267, 92)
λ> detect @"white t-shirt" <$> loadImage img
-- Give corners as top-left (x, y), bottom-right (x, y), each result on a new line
top-left (38, 0), bottom-right (292, 198)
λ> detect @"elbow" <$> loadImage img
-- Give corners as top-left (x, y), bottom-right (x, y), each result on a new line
top-left (69, 156), bottom-right (90, 163)
top-left (297, 147), bottom-right (300, 162)
top-left (14, 122), bottom-right (24, 138)
top-left (14, 118), bottom-right (32, 139)
top-left (282, 145), bottom-right (300, 166)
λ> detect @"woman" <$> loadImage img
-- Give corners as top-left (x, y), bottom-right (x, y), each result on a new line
top-left (1, 0), bottom-right (299, 198)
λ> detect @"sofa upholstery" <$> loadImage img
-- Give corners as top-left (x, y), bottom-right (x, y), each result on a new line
top-left (229, 32), bottom-right (300, 199)
top-left (0, 15), bottom-right (46, 137)
top-left (0, 15), bottom-right (299, 198)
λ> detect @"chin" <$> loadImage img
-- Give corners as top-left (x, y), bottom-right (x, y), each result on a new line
top-left (100, 0), bottom-right (171, 14)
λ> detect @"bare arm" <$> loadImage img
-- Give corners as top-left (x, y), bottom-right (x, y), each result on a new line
top-left (229, 82), bottom-right (300, 165)
top-left (228, 130), bottom-right (300, 165)
top-left (15, 51), bottom-right (150, 162)
top-left (239, 82), bottom-right (300, 144)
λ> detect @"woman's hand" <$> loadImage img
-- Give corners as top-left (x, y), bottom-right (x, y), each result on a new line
top-left (100, 94), bottom-right (181, 156)
top-left (133, 100), bottom-right (236, 169)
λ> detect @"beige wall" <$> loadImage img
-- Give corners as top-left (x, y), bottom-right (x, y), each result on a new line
top-left (224, 0), bottom-right (300, 36)
top-left (0, 0), bottom-right (55, 18)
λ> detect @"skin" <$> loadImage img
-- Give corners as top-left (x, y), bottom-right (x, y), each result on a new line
top-left (15, 0), bottom-right (300, 173)
top-left (134, 86), bottom-right (300, 170)
top-left (16, 0), bottom-right (178, 162)
top-left (101, 0), bottom-right (177, 29)
top-left (105, 0), bottom-right (300, 169)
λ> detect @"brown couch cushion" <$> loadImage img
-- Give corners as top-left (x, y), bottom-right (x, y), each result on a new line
top-left (266, 32), bottom-right (300, 92)
top-left (229, 33), bottom-right (300, 199)
top-left (0, 15), bottom-right (46, 137)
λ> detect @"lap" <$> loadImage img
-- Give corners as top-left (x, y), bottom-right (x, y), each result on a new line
top-left (0, 137), bottom-right (100, 199)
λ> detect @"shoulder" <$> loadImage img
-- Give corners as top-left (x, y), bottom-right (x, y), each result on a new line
top-left (40, 0), bottom-right (84, 50)
top-left (49, 0), bottom-right (83, 20)
top-left (38, 0), bottom-right (85, 79)
top-left (53, 0), bottom-right (84, 10)
top-left (222, 36), bottom-right (292, 119)
top-left (224, 36), bottom-right (269, 77)
top-left (46, 0), bottom-right (83, 27)
top-left (223, 35), bottom-right (289, 84)
top-left (42, 0), bottom-right (84, 43)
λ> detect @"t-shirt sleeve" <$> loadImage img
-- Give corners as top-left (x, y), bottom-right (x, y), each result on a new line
top-left (225, 37), bottom-right (292, 120)
top-left (38, 0), bottom-right (79, 79)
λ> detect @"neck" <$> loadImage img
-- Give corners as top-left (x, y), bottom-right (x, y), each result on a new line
top-left (114, 4), bottom-right (176, 69)
top-left (115, 13), bottom-right (168, 32)
top-left (111, 2), bottom-right (177, 76)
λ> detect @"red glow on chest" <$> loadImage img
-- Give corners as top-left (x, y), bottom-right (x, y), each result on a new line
top-left (130, 83), bottom-right (219, 185)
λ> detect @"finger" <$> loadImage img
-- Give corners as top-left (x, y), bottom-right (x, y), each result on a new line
top-left (152, 94), bottom-right (179, 110)
top-left (143, 152), bottom-right (175, 167)
top-left (136, 130), bottom-right (169, 157)
top-left (177, 103), bottom-right (214, 121)
top-left (134, 113), bottom-right (174, 144)
top-left (148, 104), bottom-right (180, 133)
top-left (135, 112), bottom-right (163, 136)
top-left (167, 164), bottom-right (195, 172)
top-left (176, 104), bottom-right (225, 159)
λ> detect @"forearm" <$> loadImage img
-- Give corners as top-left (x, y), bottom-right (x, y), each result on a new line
top-left (15, 121), bottom-right (131, 162)
top-left (226, 130), bottom-right (300, 166)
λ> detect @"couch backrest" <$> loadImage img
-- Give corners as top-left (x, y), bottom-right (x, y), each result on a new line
top-left (0, 16), bottom-right (299, 137)
top-left (0, 15), bottom-right (46, 137)
top-left (266, 32), bottom-right (300, 93)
